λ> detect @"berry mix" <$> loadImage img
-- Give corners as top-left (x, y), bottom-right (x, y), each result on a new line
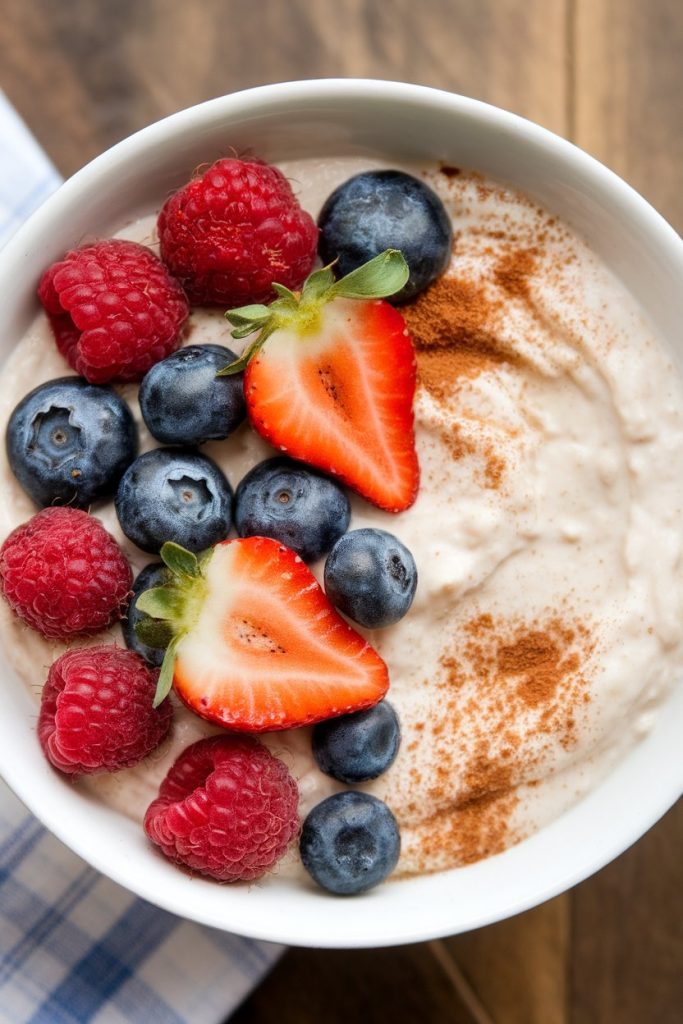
top-left (0, 158), bottom-right (452, 895)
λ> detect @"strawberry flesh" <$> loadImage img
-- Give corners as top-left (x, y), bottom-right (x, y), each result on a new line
top-left (173, 536), bottom-right (389, 731)
top-left (244, 298), bottom-right (419, 512)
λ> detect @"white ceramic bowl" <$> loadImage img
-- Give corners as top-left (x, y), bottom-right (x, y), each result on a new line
top-left (0, 80), bottom-right (681, 949)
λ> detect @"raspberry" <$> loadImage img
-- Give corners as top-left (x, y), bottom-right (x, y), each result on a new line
top-left (38, 239), bottom-right (189, 384)
top-left (157, 158), bottom-right (318, 307)
top-left (144, 735), bottom-right (299, 882)
top-left (38, 646), bottom-right (172, 774)
top-left (0, 508), bottom-right (132, 640)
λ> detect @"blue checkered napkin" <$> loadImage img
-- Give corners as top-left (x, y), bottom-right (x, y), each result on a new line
top-left (0, 93), bottom-right (283, 1023)
top-left (0, 781), bottom-right (281, 1024)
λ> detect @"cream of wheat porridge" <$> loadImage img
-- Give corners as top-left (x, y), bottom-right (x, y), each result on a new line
top-left (1, 157), bottom-right (682, 880)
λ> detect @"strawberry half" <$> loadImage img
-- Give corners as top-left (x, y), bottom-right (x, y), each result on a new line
top-left (220, 251), bottom-right (419, 513)
top-left (135, 539), bottom-right (389, 731)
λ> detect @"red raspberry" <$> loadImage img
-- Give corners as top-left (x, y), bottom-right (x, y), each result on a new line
top-left (144, 735), bottom-right (299, 882)
top-left (0, 508), bottom-right (132, 640)
top-left (38, 239), bottom-right (189, 384)
top-left (157, 158), bottom-right (318, 307)
top-left (38, 645), bottom-right (172, 774)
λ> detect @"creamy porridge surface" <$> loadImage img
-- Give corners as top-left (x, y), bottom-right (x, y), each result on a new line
top-left (2, 157), bottom-right (682, 880)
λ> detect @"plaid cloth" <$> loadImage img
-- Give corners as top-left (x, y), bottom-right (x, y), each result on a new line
top-left (0, 91), bottom-right (283, 1023)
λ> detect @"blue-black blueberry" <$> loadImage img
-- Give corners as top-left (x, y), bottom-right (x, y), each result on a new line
top-left (324, 528), bottom-right (417, 628)
top-left (121, 562), bottom-right (170, 667)
top-left (6, 376), bottom-right (137, 508)
top-left (300, 791), bottom-right (400, 895)
top-left (312, 700), bottom-right (401, 784)
top-left (234, 456), bottom-right (350, 563)
top-left (115, 448), bottom-right (232, 554)
top-left (318, 170), bottom-right (452, 302)
top-left (138, 344), bottom-right (246, 446)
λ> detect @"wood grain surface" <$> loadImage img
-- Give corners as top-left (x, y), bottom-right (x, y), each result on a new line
top-left (1, 2), bottom-right (681, 1021)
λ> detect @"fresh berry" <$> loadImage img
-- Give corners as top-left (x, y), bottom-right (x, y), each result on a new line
top-left (139, 344), bottom-right (246, 446)
top-left (115, 448), bottom-right (232, 554)
top-left (38, 239), bottom-right (189, 384)
top-left (222, 253), bottom-right (419, 513)
top-left (6, 376), bottom-right (137, 509)
top-left (324, 528), bottom-right (417, 628)
top-left (122, 563), bottom-right (170, 667)
top-left (157, 158), bottom-right (318, 307)
top-left (312, 700), bottom-right (401, 784)
top-left (135, 537), bottom-right (389, 731)
top-left (234, 457), bottom-right (350, 563)
top-left (0, 508), bottom-right (132, 640)
top-left (144, 735), bottom-right (299, 882)
top-left (38, 645), bottom-right (172, 775)
top-left (300, 792), bottom-right (400, 895)
top-left (318, 170), bottom-right (452, 302)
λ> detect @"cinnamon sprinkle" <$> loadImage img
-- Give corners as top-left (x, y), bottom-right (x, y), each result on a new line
top-left (409, 614), bottom-right (594, 870)
top-left (401, 244), bottom-right (542, 492)
top-left (403, 276), bottom-right (515, 397)
top-left (484, 451), bottom-right (505, 489)
top-left (497, 625), bottom-right (581, 708)
top-left (494, 247), bottom-right (538, 301)
top-left (439, 164), bottom-right (462, 178)
top-left (407, 789), bottom-right (520, 873)
top-left (402, 274), bottom-right (523, 489)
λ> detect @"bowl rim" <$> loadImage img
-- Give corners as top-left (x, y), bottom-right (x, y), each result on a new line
top-left (0, 78), bottom-right (682, 948)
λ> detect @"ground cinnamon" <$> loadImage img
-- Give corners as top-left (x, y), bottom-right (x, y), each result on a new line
top-left (494, 247), bottom-right (538, 301)
top-left (497, 624), bottom-right (581, 708)
top-left (410, 613), bottom-right (593, 869)
top-left (402, 275), bottom-right (514, 398)
top-left (410, 789), bottom-right (520, 873)
top-left (463, 614), bottom-right (592, 725)
top-left (402, 274), bottom-right (520, 488)
top-left (439, 164), bottom-right (462, 178)
top-left (401, 235), bottom-right (545, 494)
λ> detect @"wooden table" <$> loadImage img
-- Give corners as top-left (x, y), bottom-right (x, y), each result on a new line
top-left (2, 2), bottom-right (681, 1021)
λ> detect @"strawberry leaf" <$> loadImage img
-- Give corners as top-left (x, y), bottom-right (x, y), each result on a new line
top-left (271, 282), bottom-right (298, 303)
top-left (301, 265), bottom-right (336, 303)
top-left (136, 585), bottom-right (185, 620)
top-left (217, 334), bottom-right (268, 374)
top-left (160, 541), bottom-right (200, 578)
top-left (225, 304), bottom-right (271, 328)
top-left (230, 324), bottom-right (263, 340)
top-left (332, 249), bottom-right (409, 299)
top-left (218, 250), bottom-right (409, 377)
top-left (134, 617), bottom-right (174, 649)
top-left (153, 633), bottom-right (183, 708)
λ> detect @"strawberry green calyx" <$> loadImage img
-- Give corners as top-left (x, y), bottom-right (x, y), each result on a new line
top-left (135, 541), bottom-right (211, 707)
top-left (218, 249), bottom-right (409, 376)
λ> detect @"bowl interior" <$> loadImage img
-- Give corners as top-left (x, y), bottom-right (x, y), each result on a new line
top-left (0, 81), bottom-right (681, 947)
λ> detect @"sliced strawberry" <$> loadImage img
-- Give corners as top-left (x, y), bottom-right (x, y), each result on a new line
top-left (221, 251), bottom-right (419, 513)
top-left (245, 298), bottom-right (418, 512)
top-left (136, 538), bottom-right (389, 732)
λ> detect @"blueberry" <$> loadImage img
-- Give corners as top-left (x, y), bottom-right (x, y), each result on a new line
top-left (122, 563), bottom-right (170, 667)
top-left (324, 528), bottom-right (417, 628)
top-left (115, 448), bottom-right (232, 553)
top-left (313, 701), bottom-right (401, 784)
top-left (318, 170), bottom-right (452, 302)
top-left (6, 376), bottom-right (137, 509)
top-left (234, 457), bottom-right (350, 563)
top-left (300, 791), bottom-right (400, 895)
top-left (139, 344), bottom-right (246, 446)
